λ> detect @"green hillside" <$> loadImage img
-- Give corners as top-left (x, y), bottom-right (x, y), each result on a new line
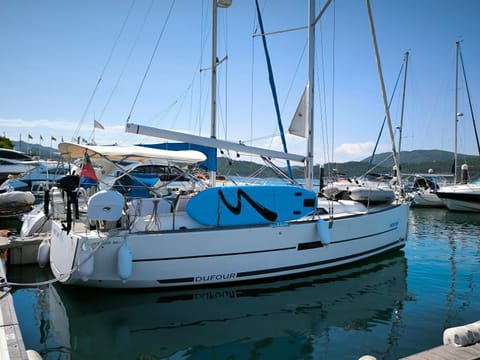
top-left (10, 140), bottom-right (480, 180)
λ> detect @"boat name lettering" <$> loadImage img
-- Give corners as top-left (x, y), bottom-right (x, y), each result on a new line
top-left (194, 273), bottom-right (236, 282)
top-left (193, 290), bottom-right (237, 300)
top-left (389, 221), bottom-right (399, 228)
top-left (90, 240), bottom-right (121, 247)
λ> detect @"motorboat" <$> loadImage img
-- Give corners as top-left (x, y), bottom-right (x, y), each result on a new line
top-left (0, 148), bottom-right (37, 184)
top-left (0, 160), bottom-right (75, 197)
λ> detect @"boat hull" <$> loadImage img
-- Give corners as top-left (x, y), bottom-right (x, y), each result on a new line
top-left (410, 190), bottom-right (444, 207)
top-left (49, 202), bottom-right (409, 289)
top-left (436, 184), bottom-right (480, 212)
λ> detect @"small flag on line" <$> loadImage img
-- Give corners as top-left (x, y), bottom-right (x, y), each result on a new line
top-left (94, 120), bottom-right (105, 130)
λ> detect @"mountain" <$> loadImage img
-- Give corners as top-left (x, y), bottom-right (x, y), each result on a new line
top-left (364, 149), bottom-right (455, 166)
top-left (10, 140), bottom-right (479, 180)
top-left (13, 140), bottom-right (61, 160)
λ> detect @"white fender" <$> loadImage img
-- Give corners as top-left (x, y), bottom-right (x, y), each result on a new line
top-left (443, 321), bottom-right (480, 347)
top-left (26, 349), bottom-right (43, 360)
top-left (117, 243), bottom-right (133, 281)
top-left (78, 246), bottom-right (94, 281)
top-left (0, 255), bottom-right (6, 278)
top-left (37, 238), bottom-right (50, 268)
top-left (316, 219), bottom-right (331, 245)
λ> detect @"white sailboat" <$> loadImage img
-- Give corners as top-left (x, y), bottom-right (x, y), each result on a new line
top-left (47, 0), bottom-right (409, 289)
top-left (436, 41), bottom-right (480, 212)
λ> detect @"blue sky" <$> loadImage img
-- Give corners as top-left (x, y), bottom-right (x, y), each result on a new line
top-left (1, 0), bottom-right (480, 165)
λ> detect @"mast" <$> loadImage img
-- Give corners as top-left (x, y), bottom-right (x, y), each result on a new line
top-left (397, 51), bottom-right (409, 166)
top-left (210, 0), bottom-right (219, 187)
top-left (454, 41), bottom-right (459, 183)
top-left (305, 0), bottom-right (315, 190)
top-left (210, 0), bottom-right (231, 187)
top-left (366, 0), bottom-right (402, 191)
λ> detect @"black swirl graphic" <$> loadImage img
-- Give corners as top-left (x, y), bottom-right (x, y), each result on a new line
top-left (217, 188), bottom-right (278, 222)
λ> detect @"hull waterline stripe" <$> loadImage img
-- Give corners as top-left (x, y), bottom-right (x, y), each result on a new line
top-left (133, 245), bottom-right (297, 262)
top-left (154, 238), bottom-right (405, 285)
top-left (134, 226), bottom-right (398, 263)
top-left (237, 239), bottom-right (405, 278)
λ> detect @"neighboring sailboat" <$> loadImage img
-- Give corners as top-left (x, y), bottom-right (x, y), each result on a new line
top-left (436, 41), bottom-right (480, 212)
top-left (319, 51), bottom-right (410, 206)
top-left (46, 0), bottom-right (409, 289)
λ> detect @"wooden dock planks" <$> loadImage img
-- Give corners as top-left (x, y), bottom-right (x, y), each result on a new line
top-left (401, 342), bottom-right (480, 360)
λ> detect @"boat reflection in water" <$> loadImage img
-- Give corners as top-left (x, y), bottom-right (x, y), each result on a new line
top-left (43, 251), bottom-right (408, 359)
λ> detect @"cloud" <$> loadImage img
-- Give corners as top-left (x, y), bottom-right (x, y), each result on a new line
top-left (335, 142), bottom-right (384, 162)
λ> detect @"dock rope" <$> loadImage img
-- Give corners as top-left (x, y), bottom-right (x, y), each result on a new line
top-left (4, 231), bottom-right (111, 289)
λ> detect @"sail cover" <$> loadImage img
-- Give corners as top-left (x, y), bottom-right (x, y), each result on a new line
top-left (58, 142), bottom-right (207, 163)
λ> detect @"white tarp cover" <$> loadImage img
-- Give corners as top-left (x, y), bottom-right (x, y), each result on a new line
top-left (58, 142), bottom-right (207, 163)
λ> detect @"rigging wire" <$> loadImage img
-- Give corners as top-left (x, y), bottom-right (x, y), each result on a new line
top-left (254, 0), bottom-right (293, 177)
top-left (367, 58), bottom-right (405, 172)
top-left (87, 1), bottom-right (155, 145)
top-left (316, 0), bottom-right (332, 173)
top-left (329, 0), bottom-right (336, 173)
top-left (73, 0), bottom-right (137, 141)
top-left (217, 4), bottom-right (229, 142)
top-left (126, 0), bottom-right (176, 124)
top-left (97, 0), bottom-right (155, 131)
top-left (249, 3), bottom-right (259, 163)
top-left (458, 44), bottom-right (480, 156)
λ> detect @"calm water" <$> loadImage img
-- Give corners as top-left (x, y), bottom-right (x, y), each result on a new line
top-left (7, 208), bottom-right (480, 360)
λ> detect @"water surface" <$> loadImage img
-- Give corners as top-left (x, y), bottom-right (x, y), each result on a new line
top-left (8, 208), bottom-right (480, 359)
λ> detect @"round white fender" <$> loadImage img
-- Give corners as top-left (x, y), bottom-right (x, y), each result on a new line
top-left (78, 246), bottom-right (94, 281)
top-left (443, 321), bottom-right (480, 347)
top-left (117, 243), bottom-right (133, 281)
top-left (37, 238), bottom-right (50, 268)
top-left (26, 349), bottom-right (43, 360)
top-left (316, 219), bottom-right (331, 245)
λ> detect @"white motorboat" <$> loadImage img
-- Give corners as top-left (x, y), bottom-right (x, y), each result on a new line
top-left (0, 160), bottom-right (75, 197)
top-left (323, 174), bottom-right (396, 205)
top-left (0, 148), bottom-right (38, 184)
top-left (406, 173), bottom-right (453, 207)
top-left (436, 181), bottom-right (480, 212)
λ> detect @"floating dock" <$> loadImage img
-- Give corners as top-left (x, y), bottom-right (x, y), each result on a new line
top-left (401, 342), bottom-right (480, 359)
top-left (0, 235), bottom-right (46, 266)
top-left (0, 261), bottom-right (29, 359)
top-left (0, 234), bottom-right (46, 359)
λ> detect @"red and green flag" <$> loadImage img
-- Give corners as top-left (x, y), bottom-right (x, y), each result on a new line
top-left (80, 152), bottom-right (98, 183)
